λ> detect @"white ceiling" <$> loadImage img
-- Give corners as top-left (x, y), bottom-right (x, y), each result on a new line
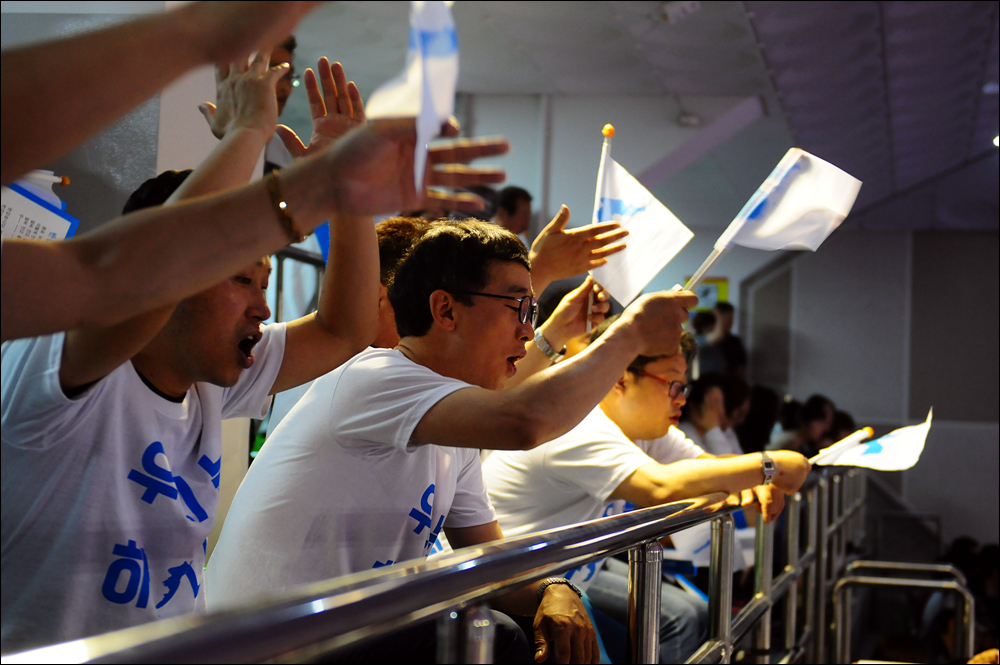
top-left (287, 1), bottom-right (998, 222)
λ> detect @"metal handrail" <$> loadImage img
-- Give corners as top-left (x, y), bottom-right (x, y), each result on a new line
top-left (845, 560), bottom-right (968, 587)
top-left (3, 494), bottom-right (739, 665)
top-left (2, 467), bottom-right (878, 665)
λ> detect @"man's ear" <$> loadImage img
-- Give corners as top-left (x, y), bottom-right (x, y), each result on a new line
top-left (428, 290), bottom-right (458, 332)
top-left (614, 371), bottom-right (631, 396)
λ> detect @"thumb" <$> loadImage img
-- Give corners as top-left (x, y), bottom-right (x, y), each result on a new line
top-left (265, 62), bottom-right (290, 86)
top-left (569, 275), bottom-right (595, 302)
top-left (534, 625), bottom-right (550, 663)
top-left (198, 102), bottom-right (216, 126)
top-left (275, 124), bottom-right (307, 158)
top-left (542, 205), bottom-right (570, 235)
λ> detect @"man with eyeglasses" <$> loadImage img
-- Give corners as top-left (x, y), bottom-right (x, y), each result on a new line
top-left (208, 220), bottom-right (698, 664)
top-left (481, 317), bottom-right (812, 663)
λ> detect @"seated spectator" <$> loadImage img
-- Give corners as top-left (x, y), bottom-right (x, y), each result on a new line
top-left (482, 321), bottom-right (810, 662)
top-left (2, 53), bottom-right (461, 651)
top-left (708, 302), bottom-right (747, 379)
top-left (829, 409), bottom-right (858, 443)
top-left (735, 385), bottom-right (780, 455)
top-left (492, 185), bottom-right (534, 246)
top-left (768, 394), bottom-right (835, 458)
top-left (208, 221), bottom-right (696, 663)
top-left (679, 373), bottom-right (749, 457)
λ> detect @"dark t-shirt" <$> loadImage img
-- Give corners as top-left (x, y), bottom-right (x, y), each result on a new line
top-left (714, 333), bottom-right (748, 376)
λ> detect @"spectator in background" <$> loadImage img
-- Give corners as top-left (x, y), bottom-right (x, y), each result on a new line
top-left (829, 409), bottom-right (858, 443)
top-left (492, 186), bottom-right (533, 246)
top-left (679, 373), bottom-right (748, 456)
top-left (736, 386), bottom-right (781, 455)
top-left (691, 310), bottom-right (725, 376)
top-left (768, 394), bottom-right (835, 458)
top-left (709, 302), bottom-right (747, 379)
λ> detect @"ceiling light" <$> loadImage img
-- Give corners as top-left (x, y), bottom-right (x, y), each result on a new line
top-left (678, 113), bottom-right (702, 128)
top-left (994, 135), bottom-right (999, 147)
top-left (983, 81), bottom-right (999, 95)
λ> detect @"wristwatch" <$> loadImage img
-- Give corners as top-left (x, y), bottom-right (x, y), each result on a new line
top-left (760, 452), bottom-right (776, 485)
top-left (534, 329), bottom-right (565, 363)
top-left (537, 577), bottom-right (583, 603)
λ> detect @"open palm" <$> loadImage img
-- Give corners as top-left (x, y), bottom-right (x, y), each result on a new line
top-left (277, 58), bottom-right (365, 158)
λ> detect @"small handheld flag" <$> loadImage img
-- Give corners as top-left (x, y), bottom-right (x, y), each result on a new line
top-left (366, 1), bottom-right (459, 191)
top-left (685, 148), bottom-right (862, 290)
top-left (810, 409), bottom-right (933, 471)
top-left (588, 125), bottom-right (694, 308)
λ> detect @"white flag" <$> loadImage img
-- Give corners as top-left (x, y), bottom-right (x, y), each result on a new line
top-left (590, 158), bottom-right (694, 305)
top-left (716, 148), bottom-right (862, 252)
top-left (366, 1), bottom-right (458, 191)
top-left (812, 409), bottom-right (933, 471)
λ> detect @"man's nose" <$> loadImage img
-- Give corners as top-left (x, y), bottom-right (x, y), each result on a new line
top-left (251, 290), bottom-right (271, 321)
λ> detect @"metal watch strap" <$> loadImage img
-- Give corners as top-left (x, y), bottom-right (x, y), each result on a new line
top-left (536, 577), bottom-right (583, 603)
top-left (760, 451), bottom-right (776, 485)
top-left (533, 329), bottom-right (564, 363)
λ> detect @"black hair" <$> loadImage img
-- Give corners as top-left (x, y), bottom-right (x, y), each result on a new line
top-left (780, 397), bottom-right (802, 431)
top-left (714, 301), bottom-right (735, 315)
top-left (683, 372), bottom-right (749, 418)
top-left (589, 314), bottom-right (695, 371)
top-left (801, 394), bottom-right (834, 424)
top-left (122, 170), bottom-right (192, 214)
top-left (831, 410), bottom-right (856, 437)
top-left (495, 186), bottom-right (532, 216)
top-left (691, 310), bottom-right (717, 335)
top-left (375, 217), bottom-right (433, 285)
top-left (735, 385), bottom-right (781, 454)
top-left (278, 35), bottom-right (297, 54)
top-left (388, 220), bottom-right (530, 338)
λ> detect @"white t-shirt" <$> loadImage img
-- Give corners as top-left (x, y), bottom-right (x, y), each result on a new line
top-left (678, 421), bottom-right (742, 457)
top-left (206, 348), bottom-right (496, 609)
top-left (482, 407), bottom-right (704, 590)
top-left (0, 325), bottom-right (285, 652)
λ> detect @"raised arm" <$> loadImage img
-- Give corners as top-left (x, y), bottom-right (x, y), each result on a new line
top-left (414, 290), bottom-right (698, 450)
top-left (528, 206), bottom-right (629, 295)
top-left (1, 121), bottom-right (509, 343)
top-left (610, 450), bottom-right (812, 521)
top-left (58, 53), bottom-right (285, 392)
top-left (0, 1), bottom-right (321, 186)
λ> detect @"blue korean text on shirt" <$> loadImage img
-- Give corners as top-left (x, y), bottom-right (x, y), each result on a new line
top-left (127, 442), bottom-right (213, 522)
top-left (409, 483), bottom-right (445, 553)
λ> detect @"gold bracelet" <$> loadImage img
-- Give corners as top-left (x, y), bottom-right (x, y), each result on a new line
top-left (265, 171), bottom-right (308, 244)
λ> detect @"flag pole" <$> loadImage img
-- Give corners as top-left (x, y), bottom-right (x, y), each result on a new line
top-left (809, 427), bottom-right (874, 465)
top-left (683, 246), bottom-right (725, 291)
top-left (588, 123), bottom-right (615, 333)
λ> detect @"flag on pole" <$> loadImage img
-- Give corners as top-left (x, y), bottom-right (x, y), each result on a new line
top-left (811, 409), bottom-right (933, 471)
top-left (684, 148), bottom-right (862, 290)
top-left (366, 1), bottom-right (458, 191)
top-left (589, 158), bottom-right (694, 305)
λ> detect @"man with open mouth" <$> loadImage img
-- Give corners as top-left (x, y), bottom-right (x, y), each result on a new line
top-left (207, 219), bottom-right (698, 664)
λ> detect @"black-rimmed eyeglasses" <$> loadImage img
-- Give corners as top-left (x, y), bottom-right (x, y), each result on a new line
top-left (465, 292), bottom-right (538, 326)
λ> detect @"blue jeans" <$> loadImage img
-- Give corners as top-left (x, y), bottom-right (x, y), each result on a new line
top-left (586, 558), bottom-right (708, 663)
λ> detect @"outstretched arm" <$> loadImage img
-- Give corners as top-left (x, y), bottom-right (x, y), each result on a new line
top-left (0, 1), bottom-right (321, 185)
top-left (413, 290), bottom-right (698, 451)
top-left (611, 451), bottom-right (812, 518)
top-left (529, 205), bottom-right (629, 295)
top-left (1, 121), bottom-right (509, 343)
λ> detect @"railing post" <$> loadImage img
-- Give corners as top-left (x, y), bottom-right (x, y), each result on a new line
top-left (785, 493), bottom-right (802, 655)
top-left (753, 518), bottom-right (774, 664)
top-left (709, 515), bottom-right (736, 664)
top-left (274, 254), bottom-right (286, 323)
top-left (805, 484), bottom-right (819, 663)
top-left (628, 540), bottom-right (663, 664)
top-left (437, 604), bottom-right (495, 664)
top-left (815, 475), bottom-right (830, 664)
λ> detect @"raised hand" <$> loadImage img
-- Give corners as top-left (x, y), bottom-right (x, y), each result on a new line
top-left (276, 58), bottom-right (366, 159)
top-left (539, 277), bottom-right (611, 350)
top-left (618, 290), bottom-right (698, 359)
top-left (313, 118), bottom-right (508, 216)
top-left (199, 51), bottom-right (286, 140)
top-left (529, 205), bottom-right (629, 294)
